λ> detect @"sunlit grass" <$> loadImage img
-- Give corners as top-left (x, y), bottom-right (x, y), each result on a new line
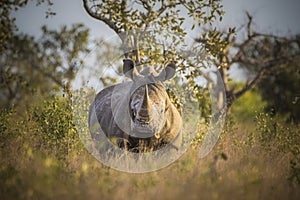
top-left (0, 96), bottom-right (299, 199)
top-left (1, 123), bottom-right (299, 200)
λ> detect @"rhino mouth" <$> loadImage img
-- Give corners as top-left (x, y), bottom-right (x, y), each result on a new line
top-left (131, 121), bottom-right (156, 138)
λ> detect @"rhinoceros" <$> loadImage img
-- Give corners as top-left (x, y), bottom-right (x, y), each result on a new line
top-left (88, 59), bottom-right (182, 152)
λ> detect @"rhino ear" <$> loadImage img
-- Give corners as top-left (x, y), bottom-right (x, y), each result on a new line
top-left (164, 62), bottom-right (176, 80)
top-left (156, 62), bottom-right (176, 81)
top-left (123, 59), bottom-right (134, 79)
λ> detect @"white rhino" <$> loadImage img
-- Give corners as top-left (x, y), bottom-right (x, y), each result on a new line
top-left (89, 59), bottom-right (182, 152)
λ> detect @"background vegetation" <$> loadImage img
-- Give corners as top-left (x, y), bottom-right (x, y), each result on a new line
top-left (1, 0), bottom-right (299, 199)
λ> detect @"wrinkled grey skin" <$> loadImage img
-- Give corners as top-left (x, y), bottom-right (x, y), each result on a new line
top-left (88, 59), bottom-right (182, 152)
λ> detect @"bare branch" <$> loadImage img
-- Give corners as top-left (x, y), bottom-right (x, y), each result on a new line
top-left (234, 67), bottom-right (265, 100)
top-left (246, 11), bottom-right (253, 38)
top-left (233, 53), bottom-right (300, 100)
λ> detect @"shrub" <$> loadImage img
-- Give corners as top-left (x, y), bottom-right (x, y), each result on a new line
top-left (255, 111), bottom-right (300, 185)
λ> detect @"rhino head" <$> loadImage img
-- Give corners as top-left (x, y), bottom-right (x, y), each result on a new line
top-left (123, 59), bottom-right (176, 139)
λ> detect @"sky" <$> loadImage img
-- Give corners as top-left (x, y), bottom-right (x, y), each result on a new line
top-left (11, 0), bottom-right (300, 82)
top-left (12, 0), bottom-right (300, 38)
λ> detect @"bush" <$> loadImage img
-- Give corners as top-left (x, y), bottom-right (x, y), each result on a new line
top-left (255, 111), bottom-right (300, 185)
top-left (31, 96), bottom-right (83, 160)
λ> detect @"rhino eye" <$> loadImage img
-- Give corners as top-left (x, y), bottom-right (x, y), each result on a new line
top-left (132, 109), bottom-right (136, 118)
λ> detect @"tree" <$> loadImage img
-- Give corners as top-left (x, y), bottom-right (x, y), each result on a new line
top-left (82, 1), bottom-right (300, 122)
top-left (195, 12), bottom-right (300, 113)
top-left (257, 56), bottom-right (300, 122)
top-left (81, 0), bottom-right (227, 121)
top-left (0, 0), bottom-right (55, 53)
top-left (0, 24), bottom-right (90, 108)
top-left (82, 0), bottom-right (224, 63)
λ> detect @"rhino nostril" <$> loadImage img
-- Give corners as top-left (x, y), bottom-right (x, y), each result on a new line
top-left (137, 118), bottom-right (149, 126)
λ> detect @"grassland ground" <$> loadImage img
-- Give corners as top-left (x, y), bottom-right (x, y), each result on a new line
top-left (1, 114), bottom-right (299, 200)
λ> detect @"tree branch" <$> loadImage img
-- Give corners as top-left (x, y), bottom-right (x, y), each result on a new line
top-left (82, 0), bottom-right (121, 34)
top-left (234, 67), bottom-right (265, 100)
top-left (233, 53), bottom-right (300, 100)
top-left (29, 56), bottom-right (64, 88)
top-left (140, 0), bottom-right (151, 11)
top-left (246, 11), bottom-right (253, 38)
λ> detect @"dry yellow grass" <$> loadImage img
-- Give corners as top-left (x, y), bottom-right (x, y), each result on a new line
top-left (1, 107), bottom-right (299, 200)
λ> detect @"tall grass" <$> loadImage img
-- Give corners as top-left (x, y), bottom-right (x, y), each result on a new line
top-left (0, 95), bottom-right (299, 200)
